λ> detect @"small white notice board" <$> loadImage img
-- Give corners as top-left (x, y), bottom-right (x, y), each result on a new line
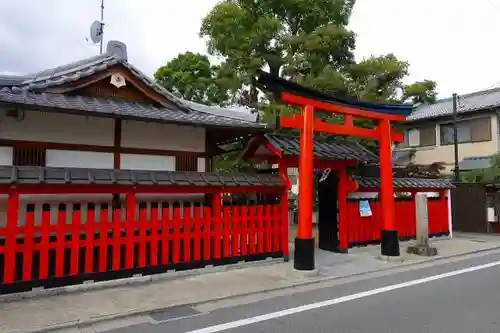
top-left (359, 200), bottom-right (372, 217)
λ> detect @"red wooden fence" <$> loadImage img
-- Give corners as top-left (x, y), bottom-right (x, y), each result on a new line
top-left (0, 200), bottom-right (287, 291)
top-left (346, 195), bottom-right (450, 246)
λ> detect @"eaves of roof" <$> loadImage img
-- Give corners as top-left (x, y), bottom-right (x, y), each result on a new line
top-left (2, 42), bottom-right (261, 127)
top-left (407, 87), bottom-right (500, 122)
top-left (0, 88), bottom-right (266, 130)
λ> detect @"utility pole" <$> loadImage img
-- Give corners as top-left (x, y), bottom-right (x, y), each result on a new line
top-left (99, 0), bottom-right (105, 54)
top-left (453, 93), bottom-right (460, 181)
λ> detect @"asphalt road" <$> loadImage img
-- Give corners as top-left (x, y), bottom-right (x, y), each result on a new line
top-left (101, 251), bottom-right (500, 333)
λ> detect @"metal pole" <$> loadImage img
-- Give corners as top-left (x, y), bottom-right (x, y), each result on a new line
top-left (99, 0), bottom-right (104, 54)
top-left (453, 93), bottom-right (460, 181)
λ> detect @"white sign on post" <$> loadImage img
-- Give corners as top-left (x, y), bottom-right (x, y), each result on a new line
top-left (359, 200), bottom-right (372, 217)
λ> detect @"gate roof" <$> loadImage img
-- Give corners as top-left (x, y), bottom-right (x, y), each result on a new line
top-left (243, 133), bottom-right (378, 164)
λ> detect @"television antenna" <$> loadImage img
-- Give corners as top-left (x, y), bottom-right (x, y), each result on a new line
top-left (87, 0), bottom-right (105, 54)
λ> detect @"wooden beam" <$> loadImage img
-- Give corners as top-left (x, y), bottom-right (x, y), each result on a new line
top-left (113, 119), bottom-right (122, 169)
top-left (281, 156), bottom-right (357, 169)
top-left (0, 139), bottom-right (210, 157)
top-left (281, 91), bottom-right (407, 122)
top-left (280, 115), bottom-right (404, 142)
top-left (50, 65), bottom-right (180, 110)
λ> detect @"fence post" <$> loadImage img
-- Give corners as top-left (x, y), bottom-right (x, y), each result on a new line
top-left (415, 193), bottom-right (429, 247)
top-left (280, 189), bottom-right (290, 260)
top-left (3, 188), bottom-right (19, 284)
top-left (337, 169), bottom-right (348, 253)
top-left (278, 164), bottom-right (290, 261)
top-left (447, 189), bottom-right (453, 238)
top-left (439, 190), bottom-right (449, 235)
top-left (407, 193), bottom-right (437, 256)
top-left (125, 191), bottom-right (136, 269)
top-left (410, 191), bottom-right (416, 237)
top-left (212, 191), bottom-right (222, 259)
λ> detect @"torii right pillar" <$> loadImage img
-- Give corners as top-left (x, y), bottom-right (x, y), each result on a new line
top-left (378, 119), bottom-right (399, 256)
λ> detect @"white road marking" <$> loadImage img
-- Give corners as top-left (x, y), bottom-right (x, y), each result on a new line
top-left (184, 260), bottom-right (500, 333)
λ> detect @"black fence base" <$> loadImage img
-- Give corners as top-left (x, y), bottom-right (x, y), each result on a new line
top-left (0, 251), bottom-right (283, 295)
top-left (348, 232), bottom-right (450, 248)
top-left (381, 230), bottom-right (400, 256)
top-left (293, 237), bottom-right (315, 270)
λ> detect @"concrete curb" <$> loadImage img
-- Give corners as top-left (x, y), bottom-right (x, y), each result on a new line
top-left (24, 244), bottom-right (500, 333)
top-left (0, 257), bottom-right (285, 304)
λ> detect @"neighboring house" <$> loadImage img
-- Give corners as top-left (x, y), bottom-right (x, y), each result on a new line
top-left (394, 87), bottom-right (500, 174)
top-left (0, 40), bottom-right (266, 212)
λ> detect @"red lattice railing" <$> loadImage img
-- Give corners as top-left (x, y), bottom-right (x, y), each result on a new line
top-left (346, 195), bottom-right (450, 246)
top-left (0, 199), bottom-right (287, 289)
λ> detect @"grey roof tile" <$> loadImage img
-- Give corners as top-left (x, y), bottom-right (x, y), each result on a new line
top-left (2, 41), bottom-right (261, 127)
top-left (458, 156), bottom-right (493, 171)
top-left (265, 133), bottom-right (379, 163)
top-left (0, 74), bottom-right (26, 87)
top-left (392, 149), bottom-right (415, 165)
top-left (407, 87), bottom-right (500, 122)
top-left (0, 88), bottom-right (265, 129)
top-left (0, 166), bottom-right (284, 187)
top-left (354, 176), bottom-right (454, 189)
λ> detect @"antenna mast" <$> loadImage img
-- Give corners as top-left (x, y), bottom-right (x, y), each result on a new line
top-left (99, 0), bottom-right (105, 54)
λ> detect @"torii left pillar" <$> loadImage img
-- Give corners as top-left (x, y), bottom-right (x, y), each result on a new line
top-left (378, 119), bottom-right (399, 256)
top-left (294, 105), bottom-right (315, 270)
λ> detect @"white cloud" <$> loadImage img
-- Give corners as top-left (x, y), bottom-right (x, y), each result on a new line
top-left (349, 0), bottom-right (500, 98)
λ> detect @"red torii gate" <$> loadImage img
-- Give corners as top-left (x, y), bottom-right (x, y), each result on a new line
top-left (257, 72), bottom-right (414, 271)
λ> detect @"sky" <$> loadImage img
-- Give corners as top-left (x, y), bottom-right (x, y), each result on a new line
top-left (0, 0), bottom-right (498, 99)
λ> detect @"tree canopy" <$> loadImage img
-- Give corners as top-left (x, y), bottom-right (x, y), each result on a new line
top-left (154, 0), bottom-right (439, 169)
top-left (154, 52), bottom-right (241, 106)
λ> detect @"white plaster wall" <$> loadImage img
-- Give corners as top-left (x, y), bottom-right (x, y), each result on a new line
top-left (120, 153), bottom-right (175, 171)
top-left (121, 120), bottom-right (205, 152)
top-left (197, 157), bottom-right (206, 172)
top-left (0, 147), bottom-right (13, 165)
top-left (0, 111), bottom-right (114, 146)
top-left (46, 150), bottom-right (114, 169)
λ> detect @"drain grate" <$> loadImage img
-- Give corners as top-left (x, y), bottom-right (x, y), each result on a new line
top-left (149, 306), bottom-right (201, 322)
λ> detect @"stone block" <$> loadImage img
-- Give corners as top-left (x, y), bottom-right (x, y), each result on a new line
top-left (407, 244), bottom-right (438, 257)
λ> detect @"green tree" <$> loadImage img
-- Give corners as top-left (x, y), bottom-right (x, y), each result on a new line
top-left (199, 0), bottom-right (437, 132)
top-left (154, 52), bottom-right (241, 106)
top-left (403, 80), bottom-right (438, 105)
top-left (461, 154), bottom-right (500, 182)
top-left (155, 0), bottom-right (439, 169)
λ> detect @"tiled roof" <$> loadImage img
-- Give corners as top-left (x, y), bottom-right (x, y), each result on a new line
top-left (0, 87), bottom-right (264, 129)
top-left (392, 149), bottom-right (415, 165)
top-left (354, 177), bottom-right (454, 189)
top-left (0, 166), bottom-right (284, 188)
top-left (256, 71), bottom-right (413, 117)
top-left (0, 41), bottom-right (261, 128)
top-left (458, 156), bottom-right (493, 171)
top-left (265, 134), bottom-right (379, 163)
top-left (407, 87), bottom-right (500, 122)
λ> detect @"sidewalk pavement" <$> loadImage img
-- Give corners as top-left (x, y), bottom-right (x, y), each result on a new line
top-left (1, 233), bottom-right (500, 333)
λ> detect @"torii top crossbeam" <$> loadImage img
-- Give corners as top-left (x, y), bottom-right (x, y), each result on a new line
top-left (256, 71), bottom-right (414, 270)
